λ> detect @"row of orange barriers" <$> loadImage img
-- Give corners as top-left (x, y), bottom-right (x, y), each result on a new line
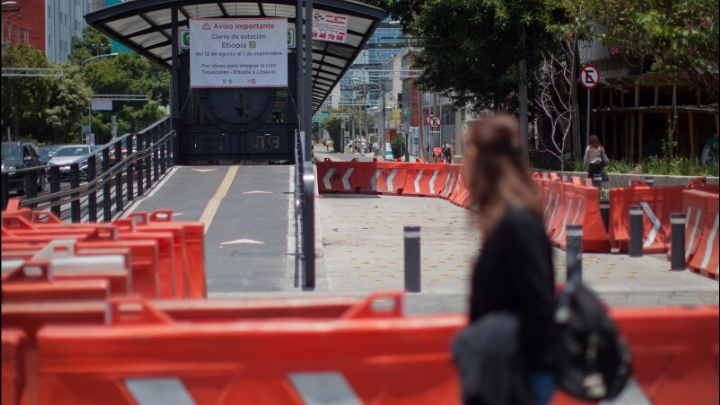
top-left (2, 292), bottom-right (717, 405)
top-left (1, 199), bottom-right (206, 300)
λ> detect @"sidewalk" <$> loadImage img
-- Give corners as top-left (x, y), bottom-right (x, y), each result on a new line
top-left (315, 193), bottom-right (719, 311)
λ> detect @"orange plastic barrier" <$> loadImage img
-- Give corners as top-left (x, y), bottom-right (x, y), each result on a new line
top-left (360, 159), bottom-right (408, 195)
top-left (608, 178), bottom-right (719, 254)
top-left (147, 210), bottom-right (206, 298)
top-left (1, 261), bottom-right (110, 303)
top-left (1, 329), bottom-right (26, 405)
top-left (35, 293), bottom-right (461, 405)
top-left (401, 162), bottom-right (448, 197)
top-left (681, 190), bottom-right (710, 265)
top-left (545, 180), bottom-right (567, 238)
top-left (552, 306), bottom-right (720, 405)
top-left (30, 295), bottom-right (719, 405)
top-left (2, 238), bottom-right (161, 299)
top-left (688, 192), bottom-right (719, 280)
top-left (316, 158), bottom-right (366, 193)
top-left (550, 183), bottom-right (610, 252)
top-left (439, 165), bottom-right (459, 200)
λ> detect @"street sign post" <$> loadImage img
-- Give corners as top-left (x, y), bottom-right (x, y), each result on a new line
top-left (580, 64), bottom-right (600, 149)
top-left (429, 116), bottom-right (441, 129)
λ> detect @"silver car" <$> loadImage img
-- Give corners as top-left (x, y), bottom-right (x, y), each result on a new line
top-left (48, 145), bottom-right (102, 180)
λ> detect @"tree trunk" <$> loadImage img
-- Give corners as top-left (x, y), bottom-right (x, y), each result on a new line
top-left (519, 29), bottom-right (529, 162)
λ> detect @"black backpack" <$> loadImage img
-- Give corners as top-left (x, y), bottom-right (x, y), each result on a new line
top-left (554, 273), bottom-right (632, 401)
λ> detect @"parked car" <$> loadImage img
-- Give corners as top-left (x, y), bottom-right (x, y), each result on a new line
top-left (37, 145), bottom-right (61, 165)
top-left (2, 140), bottom-right (45, 194)
top-left (48, 145), bottom-right (102, 180)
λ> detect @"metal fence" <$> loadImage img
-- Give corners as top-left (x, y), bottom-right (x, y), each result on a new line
top-left (294, 129), bottom-right (316, 288)
top-left (1, 117), bottom-right (175, 222)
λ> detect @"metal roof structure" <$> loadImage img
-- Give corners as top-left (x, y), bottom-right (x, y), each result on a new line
top-left (85, 0), bottom-right (386, 110)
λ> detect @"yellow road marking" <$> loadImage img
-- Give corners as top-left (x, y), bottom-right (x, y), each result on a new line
top-left (199, 165), bottom-right (239, 234)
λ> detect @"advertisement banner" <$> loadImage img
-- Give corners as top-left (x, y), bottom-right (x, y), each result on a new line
top-left (190, 18), bottom-right (288, 88)
top-left (91, 99), bottom-right (113, 111)
top-left (312, 11), bottom-right (348, 44)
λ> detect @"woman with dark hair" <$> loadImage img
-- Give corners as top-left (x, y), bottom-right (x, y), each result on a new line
top-left (584, 135), bottom-right (610, 180)
top-left (464, 114), bottom-right (558, 405)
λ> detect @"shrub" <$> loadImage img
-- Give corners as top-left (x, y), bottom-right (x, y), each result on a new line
top-left (390, 135), bottom-right (406, 159)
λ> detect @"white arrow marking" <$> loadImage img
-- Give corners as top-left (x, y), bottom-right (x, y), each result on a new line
top-left (221, 239), bottom-right (265, 245)
top-left (242, 191), bottom-right (272, 195)
top-left (443, 173), bottom-right (454, 196)
top-left (371, 169), bottom-right (381, 191)
top-left (700, 214), bottom-right (719, 270)
top-left (640, 202), bottom-right (662, 248)
top-left (125, 378), bottom-right (197, 405)
top-left (687, 208), bottom-right (702, 259)
top-left (546, 194), bottom-right (559, 233)
top-left (544, 193), bottom-right (553, 218)
top-left (414, 170), bottom-right (424, 193)
top-left (289, 372), bottom-right (362, 405)
top-left (387, 169), bottom-right (397, 192)
top-left (429, 170), bottom-right (439, 194)
top-left (557, 198), bottom-right (574, 239)
top-left (191, 169), bottom-right (218, 173)
top-left (342, 168), bottom-right (354, 190)
top-left (571, 200), bottom-right (583, 225)
top-left (323, 168), bottom-right (335, 190)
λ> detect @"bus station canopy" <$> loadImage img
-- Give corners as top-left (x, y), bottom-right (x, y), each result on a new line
top-left (85, 0), bottom-right (385, 110)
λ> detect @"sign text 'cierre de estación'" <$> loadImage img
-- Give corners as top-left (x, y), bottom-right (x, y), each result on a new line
top-left (190, 18), bottom-right (288, 88)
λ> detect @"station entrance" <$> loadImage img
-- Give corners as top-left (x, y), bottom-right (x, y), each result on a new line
top-left (85, 0), bottom-right (386, 164)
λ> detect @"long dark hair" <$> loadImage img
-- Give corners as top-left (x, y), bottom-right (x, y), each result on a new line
top-left (588, 135), bottom-right (602, 150)
top-left (465, 114), bottom-right (542, 238)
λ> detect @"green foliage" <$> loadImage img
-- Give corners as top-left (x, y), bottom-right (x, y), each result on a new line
top-left (535, 156), bottom-right (718, 177)
top-left (68, 27), bottom-right (112, 65)
top-left (1, 45), bottom-right (52, 139)
top-left (321, 116), bottom-right (344, 152)
top-left (391, 135), bottom-right (406, 159)
top-left (43, 64), bottom-right (92, 144)
top-left (585, 0), bottom-right (719, 101)
top-left (84, 52), bottom-right (170, 106)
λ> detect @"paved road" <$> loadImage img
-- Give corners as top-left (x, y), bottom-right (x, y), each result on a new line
top-left (125, 164), bottom-right (295, 295)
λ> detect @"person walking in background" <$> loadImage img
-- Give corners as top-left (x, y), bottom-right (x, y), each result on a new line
top-left (583, 135), bottom-right (610, 180)
top-left (444, 143), bottom-right (453, 163)
top-left (702, 132), bottom-right (718, 166)
top-left (463, 114), bottom-right (558, 405)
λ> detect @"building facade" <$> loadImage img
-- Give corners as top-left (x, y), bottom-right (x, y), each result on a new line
top-left (1, 0), bottom-right (92, 61)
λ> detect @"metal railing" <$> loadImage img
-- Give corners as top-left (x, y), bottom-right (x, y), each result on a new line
top-left (1, 117), bottom-right (175, 222)
top-left (294, 129), bottom-right (316, 288)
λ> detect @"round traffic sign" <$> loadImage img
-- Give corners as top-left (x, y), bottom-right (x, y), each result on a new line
top-left (429, 116), bottom-right (442, 128)
top-left (425, 115), bottom-right (435, 126)
top-left (580, 65), bottom-right (600, 90)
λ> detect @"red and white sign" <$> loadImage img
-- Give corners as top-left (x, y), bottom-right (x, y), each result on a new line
top-left (429, 116), bottom-right (442, 129)
top-left (425, 115), bottom-right (435, 126)
top-left (580, 65), bottom-right (600, 90)
top-left (312, 11), bottom-right (348, 44)
top-left (397, 124), bottom-right (405, 133)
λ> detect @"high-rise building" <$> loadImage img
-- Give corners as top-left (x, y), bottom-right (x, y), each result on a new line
top-left (339, 17), bottom-right (404, 106)
top-left (1, 0), bottom-right (92, 61)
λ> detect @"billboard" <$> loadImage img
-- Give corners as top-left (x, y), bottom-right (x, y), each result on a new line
top-left (189, 18), bottom-right (288, 88)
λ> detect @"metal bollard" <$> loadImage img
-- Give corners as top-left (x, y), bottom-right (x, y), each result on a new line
top-left (566, 224), bottom-right (583, 282)
top-left (600, 200), bottom-right (610, 233)
top-left (404, 226), bottom-right (421, 292)
top-left (630, 205), bottom-right (644, 257)
top-left (644, 176), bottom-right (654, 187)
top-left (670, 213), bottom-right (686, 271)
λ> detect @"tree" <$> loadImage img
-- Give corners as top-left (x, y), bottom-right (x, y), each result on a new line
top-left (584, 0), bottom-right (719, 102)
top-left (84, 52), bottom-right (170, 106)
top-left (535, 43), bottom-right (576, 172)
top-left (1, 45), bottom-right (51, 140)
top-left (372, 0), bottom-right (554, 112)
top-left (42, 63), bottom-right (92, 144)
top-left (321, 115), bottom-right (344, 152)
top-left (69, 26), bottom-right (113, 65)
